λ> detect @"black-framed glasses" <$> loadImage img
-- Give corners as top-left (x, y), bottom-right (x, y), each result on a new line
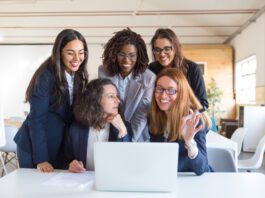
top-left (152, 46), bottom-right (173, 55)
top-left (117, 52), bottom-right (137, 60)
top-left (155, 87), bottom-right (177, 95)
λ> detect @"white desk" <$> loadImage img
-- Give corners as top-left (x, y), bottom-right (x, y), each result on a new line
top-left (1, 169), bottom-right (265, 198)
top-left (206, 131), bottom-right (238, 167)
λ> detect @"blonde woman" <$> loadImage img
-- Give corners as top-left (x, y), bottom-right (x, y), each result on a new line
top-left (149, 68), bottom-right (213, 175)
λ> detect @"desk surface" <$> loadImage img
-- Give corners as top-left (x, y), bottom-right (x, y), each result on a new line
top-left (1, 169), bottom-right (265, 198)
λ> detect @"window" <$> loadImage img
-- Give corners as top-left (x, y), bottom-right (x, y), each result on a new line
top-left (196, 62), bottom-right (207, 76)
top-left (235, 55), bottom-right (256, 104)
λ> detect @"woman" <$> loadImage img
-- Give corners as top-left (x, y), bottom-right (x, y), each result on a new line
top-left (149, 28), bottom-right (208, 111)
top-left (64, 78), bottom-right (131, 173)
top-left (98, 28), bottom-right (155, 142)
top-left (149, 68), bottom-right (212, 175)
top-left (14, 29), bottom-right (89, 172)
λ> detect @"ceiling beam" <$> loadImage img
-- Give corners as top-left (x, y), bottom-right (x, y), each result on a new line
top-left (224, 4), bottom-right (265, 43)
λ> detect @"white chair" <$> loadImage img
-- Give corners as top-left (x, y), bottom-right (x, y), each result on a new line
top-left (207, 147), bottom-right (237, 172)
top-left (238, 134), bottom-right (265, 171)
top-left (0, 125), bottom-right (18, 176)
top-left (230, 127), bottom-right (246, 157)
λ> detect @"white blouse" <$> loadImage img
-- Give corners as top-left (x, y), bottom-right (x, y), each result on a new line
top-left (86, 124), bottom-right (110, 170)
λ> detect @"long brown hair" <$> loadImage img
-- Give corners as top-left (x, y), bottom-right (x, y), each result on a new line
top-left (73, 78), bottom-right (117, 128)
top-left (25, 29), bottom-right (89, 106)
top-left (151, 28), bottom-right (189, 75)
top-left (149, 68), bottom-right (211, 141)
top-left (102, 28), bottom-right (149, 78)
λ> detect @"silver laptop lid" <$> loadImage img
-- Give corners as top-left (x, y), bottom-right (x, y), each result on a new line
top-left (94, 142), bottom-right (179, 192)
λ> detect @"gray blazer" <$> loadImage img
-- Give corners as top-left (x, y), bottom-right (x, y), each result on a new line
top-left (98, 65), bottom-right (156, 142)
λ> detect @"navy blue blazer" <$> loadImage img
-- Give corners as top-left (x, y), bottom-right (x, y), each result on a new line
top-left (63, 121), bottom-right (132, 169)
top-left (14, 68), bottom-right (72, 168)
top-left (150, 125), bottom-right (212, 176)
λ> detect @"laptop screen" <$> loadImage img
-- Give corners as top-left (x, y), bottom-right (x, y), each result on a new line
top-left (94, 142), bottom-right (179, 192)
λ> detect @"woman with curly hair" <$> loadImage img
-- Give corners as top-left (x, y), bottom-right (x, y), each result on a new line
top-left (149, 28), bottom-right (208, 111)
top-left (14, 29), bottom-right (89, 172)
top-left (98, 28), bottom-right (155, 142)
top-left (64, 78), bottom-right (132, 173)
top-left (149, 68), bottom-right (212, 175)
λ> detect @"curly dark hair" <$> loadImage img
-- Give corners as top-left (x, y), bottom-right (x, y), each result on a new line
top-left (102, 28), bottom-right (149, 78)
top-left (73, 78), bottom-right (117, 128)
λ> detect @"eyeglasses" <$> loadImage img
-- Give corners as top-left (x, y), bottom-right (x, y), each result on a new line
top-left (152, 46), bottom-right (173, 55)
top-left (155, 87), bottom-right (177, 95)
top-left (117, 52), bottom-right (137, 61)
top-left (63, 50), bottom-right (88, 59)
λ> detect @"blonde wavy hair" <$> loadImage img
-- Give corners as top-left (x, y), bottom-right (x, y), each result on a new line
top-left (149, 68), bottom-right (211, 141)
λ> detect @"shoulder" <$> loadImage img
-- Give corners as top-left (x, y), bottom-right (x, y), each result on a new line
top-left (135, 69), bottom-right (156, 87)
top-left (33, 68), bottom-right (54, 95)
top-left (98, 64), bottom-right (110, 78)
top-left (186, 59), bottom-right (201, 73)
top-left (38, 68), bottom-right (54, 84)
top-left (69, 122), bottom-right (88, 135)
top-left (148, 61), bottom-right (161, 75)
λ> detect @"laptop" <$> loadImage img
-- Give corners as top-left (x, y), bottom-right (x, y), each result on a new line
top-left (94, 142), bottom-right (179, 192)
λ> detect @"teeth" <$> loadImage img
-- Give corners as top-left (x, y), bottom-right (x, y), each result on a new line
top-left (160, 99), bottom-right (169, 103)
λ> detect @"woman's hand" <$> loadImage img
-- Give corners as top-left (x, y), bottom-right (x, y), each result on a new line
top-left (68, 160), bottom-right (86, 173)
top-left (37, 162), bottom-right (54, 173)
top-left (181, 110), bottom-right (202, 143)
top-left (107, 114), bottom-right (127, 138)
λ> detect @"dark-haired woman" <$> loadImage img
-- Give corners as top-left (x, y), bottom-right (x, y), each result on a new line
top-left (14, 29), bottom-right (89, 172)
top-left (149, 28), bottom-right (208, 111)
top-left (98, 28), bottom-right (155, 142)
top-left (64, 78), bottom-right (131, 173)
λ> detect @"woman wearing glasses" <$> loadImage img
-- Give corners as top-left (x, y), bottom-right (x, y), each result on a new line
top-left (14, 29), bottom-right (89, 172)
top-left (98, 28), bottom-right (156, 142)
top-left (149, 68), bottom-right (212, 175)
top-left (149, 28), bottom-right (208, 112)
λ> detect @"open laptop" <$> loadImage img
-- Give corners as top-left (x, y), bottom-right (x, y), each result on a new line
top-left (94, 142), bottom-right (179, 192)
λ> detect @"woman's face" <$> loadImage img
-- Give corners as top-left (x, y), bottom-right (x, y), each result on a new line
top-left (153, 38), bottom-right (175, 68)
top-left (117, 44), bottom-right (137, 77)
top-left (155, 76), bottom-right (178, 112)
top-left (101, 84), bottom-right (120, 116)
top-left (61, 39), bottom-right (87, 74)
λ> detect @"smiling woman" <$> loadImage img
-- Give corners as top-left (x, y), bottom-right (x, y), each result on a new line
top-left (98, 28), bottom-right (156, 142)
top-left (13, 29), bottom-right (89, 173)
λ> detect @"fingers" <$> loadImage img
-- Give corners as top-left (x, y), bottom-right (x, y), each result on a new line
top-left (37, 162), bottom-right (54, 173)
top-left (68, 160), bottom-right (85, 173)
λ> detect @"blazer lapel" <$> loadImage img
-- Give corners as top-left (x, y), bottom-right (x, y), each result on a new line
top-left (124, 76), bottom-right (143, 121)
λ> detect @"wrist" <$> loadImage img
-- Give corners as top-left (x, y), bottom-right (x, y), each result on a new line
top-left (184, 139), bottom-right (198, 159)
top-left (118, 128), bottom-right (127, 138)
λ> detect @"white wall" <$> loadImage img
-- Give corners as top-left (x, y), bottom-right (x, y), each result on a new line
top-left (0, 44), bottom-right (104, 118)
top-left (230, 12), bottom-right (265, 86)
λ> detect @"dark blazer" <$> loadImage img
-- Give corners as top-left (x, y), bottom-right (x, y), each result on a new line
top-left (150, 125), bottom-right (212, 176)
top-left (14, 68), bottom-right (72, 168)
top-left (63, 121), bottom-right (132, 169)
top-left (148, 59), bottom-right (209, 111)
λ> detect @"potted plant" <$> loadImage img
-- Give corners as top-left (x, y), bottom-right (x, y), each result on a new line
top-left (207, 78), bottom-right (224, 131)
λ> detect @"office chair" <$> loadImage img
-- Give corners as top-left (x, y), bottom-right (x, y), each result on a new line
top-left (207, 147), bottom-right (237, 172)
top-left (0, 125), bottom-right (18, 176)
top-left (230, 127), bottom-right (246, 157)
top-left (238, 134), bottom-right (265, 172)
